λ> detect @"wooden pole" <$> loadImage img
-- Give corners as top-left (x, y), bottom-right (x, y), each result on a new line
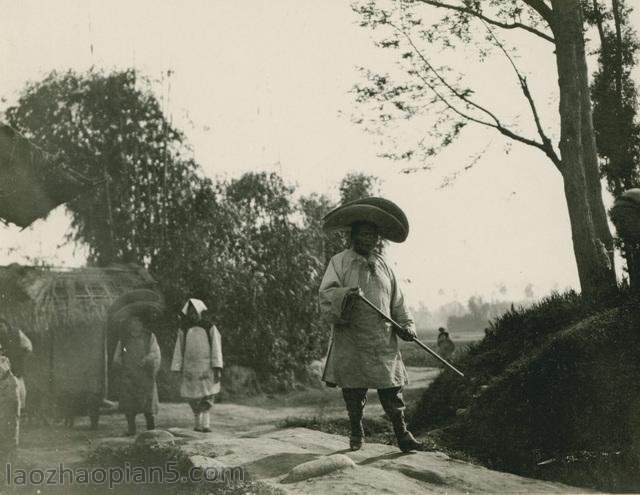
top-left (357, 293), bottom-right (465, 378)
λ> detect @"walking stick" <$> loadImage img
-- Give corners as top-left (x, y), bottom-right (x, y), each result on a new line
top-left (357, 293), bottom-right (465, 378)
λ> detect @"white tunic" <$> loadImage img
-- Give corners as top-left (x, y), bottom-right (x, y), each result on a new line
top-left (171, 325), bottom-right (223, 399)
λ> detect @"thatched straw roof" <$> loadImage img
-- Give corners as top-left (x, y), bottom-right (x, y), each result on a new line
top-left (0, 123), bottom-right (96, 228)
top-left (0, 263), bottom-right (155, 335)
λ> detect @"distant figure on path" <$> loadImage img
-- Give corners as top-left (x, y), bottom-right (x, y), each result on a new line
top-left (319, 197), bottom-right (422, 453)
top-left (171, 298), bottom-right (223, 433)
top-left (436, 327), bottom-right (455, 361)
top-left (0, 318), bottom-right (32, 414)
top-left (113, 313), bottom-right (161, 436)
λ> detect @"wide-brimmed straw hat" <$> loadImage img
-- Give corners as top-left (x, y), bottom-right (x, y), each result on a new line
top-left (614, 188), bottom-right (640, 208)
top-left (110, 300), bottom-right (165, 324)
top-left (108, 289), bottom-right (164, 319)
top-left (322, 197), bottom-right (409, 243)
top-left (611, 188), bottom-right (640, 241)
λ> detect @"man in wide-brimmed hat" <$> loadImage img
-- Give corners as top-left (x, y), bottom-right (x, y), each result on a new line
top-left (319, 197), bottom-right (422, 452)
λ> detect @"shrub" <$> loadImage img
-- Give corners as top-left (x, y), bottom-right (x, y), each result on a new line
top-left (410, 289), bottom-right (640, 491)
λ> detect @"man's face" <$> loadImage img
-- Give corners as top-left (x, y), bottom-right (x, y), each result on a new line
top-left (352, 223), bottom-right (380, 256)
top-left (128, 317), bottom-right (144, 335)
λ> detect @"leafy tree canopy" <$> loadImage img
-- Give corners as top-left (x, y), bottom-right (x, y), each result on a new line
top-left (6, 69), bottom-right (197, 266)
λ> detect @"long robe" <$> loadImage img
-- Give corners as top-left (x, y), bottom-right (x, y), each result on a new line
top-left (319, 248), bottom-right (415, 389)
top-left (113, 331), bottom-right (161, 414)
top-left (171, 325), bottom-right (223, 399)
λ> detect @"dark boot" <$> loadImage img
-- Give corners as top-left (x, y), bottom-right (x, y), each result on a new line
top-left (144, 413), bottom-right (155, 430)
top-left (348, 420), bottom-right (365, 451)
top-left (342, 388), bottom-right (367, 451)
top-left (391, 414), bottom-right (423, 452)
top-left (378, 387), bottom-right (422, 453)
top-left (89, 414), bottom-right (99, 430)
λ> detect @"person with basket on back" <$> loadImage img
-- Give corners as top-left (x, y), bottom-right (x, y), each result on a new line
top-left (112, 302), bottom-right (162, 437)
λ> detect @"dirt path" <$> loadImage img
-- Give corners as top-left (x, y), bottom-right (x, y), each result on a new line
top-left (12, 367), bottom-right (436, 466)
top-left (5, 367), bottom-right (597, 494)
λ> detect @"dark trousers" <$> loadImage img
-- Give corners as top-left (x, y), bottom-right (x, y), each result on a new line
top-left (342, 387), bottom-right (407, 438)
top-left (126, 413), bottom-right (155, 433)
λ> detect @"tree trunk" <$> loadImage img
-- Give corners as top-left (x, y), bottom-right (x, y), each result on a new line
top-left (561, 164), bottom-right (615, 299)
top-left (551, 0), bottom-right (617, 299)
top-left (575, 3), bottom-right (616, 270)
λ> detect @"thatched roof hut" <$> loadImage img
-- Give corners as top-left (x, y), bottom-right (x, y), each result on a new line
top-left (0, 263), bottom-right (156, 411)
top-left (0, 123), bottom-right (96, 228)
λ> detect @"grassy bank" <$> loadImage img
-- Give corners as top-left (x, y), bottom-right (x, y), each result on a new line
top-left (409, 289), bottom-right (640, 492)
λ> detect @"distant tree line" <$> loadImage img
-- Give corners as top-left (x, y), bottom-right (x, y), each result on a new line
top-left (412, 296), bottom-right (526, 336)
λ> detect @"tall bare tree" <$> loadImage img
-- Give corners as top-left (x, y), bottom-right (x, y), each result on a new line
top-left (353, 0), bottom-right (617, 300)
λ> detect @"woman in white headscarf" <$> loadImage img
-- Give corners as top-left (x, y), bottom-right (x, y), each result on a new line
top-left (171, 298), bottom-right (223, 432)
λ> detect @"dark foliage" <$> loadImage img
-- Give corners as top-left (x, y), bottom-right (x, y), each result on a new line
top-left (585, 0), bottom-right (640, 197)
top-left (5, 69), bottom-right (197, 266)
top-left (411, 289), bottom-right (640, 491)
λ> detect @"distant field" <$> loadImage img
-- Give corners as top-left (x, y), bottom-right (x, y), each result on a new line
top-left (400, 332), bottom-right (482, 367)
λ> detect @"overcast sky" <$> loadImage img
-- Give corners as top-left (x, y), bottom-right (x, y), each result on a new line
top-left (1, 1), bottom-right (635, 308)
